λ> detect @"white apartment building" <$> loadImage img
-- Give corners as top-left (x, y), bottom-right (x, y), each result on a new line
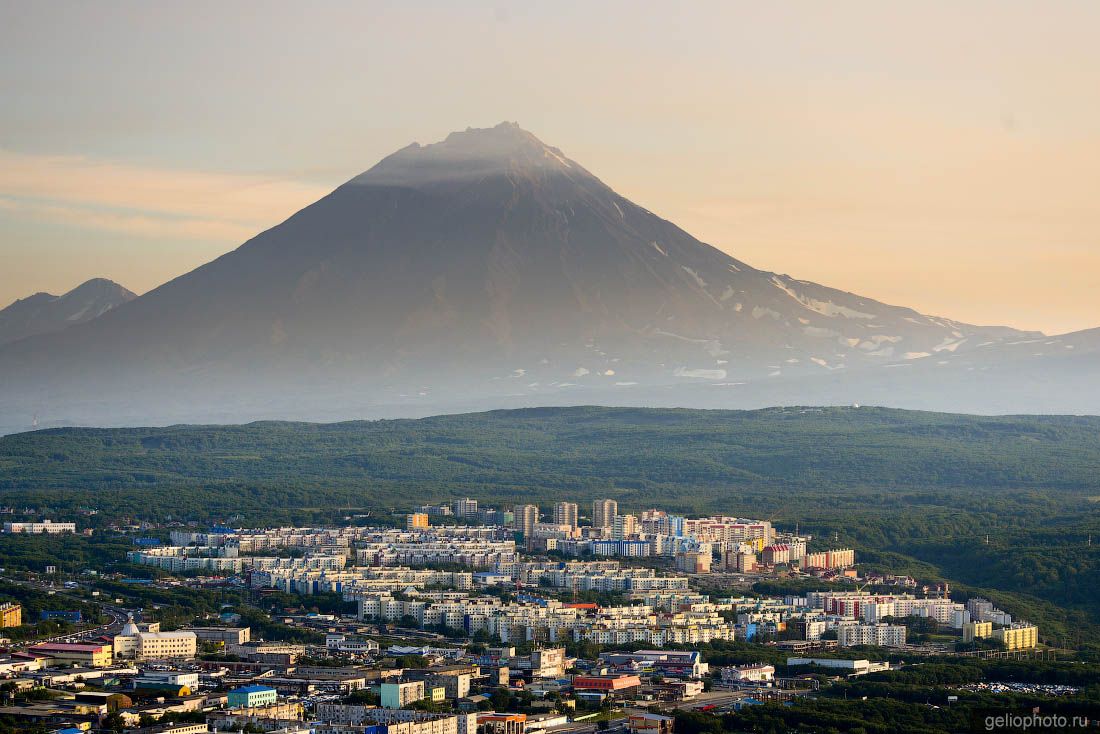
top-left (836, 623), bottom-right (906, 648)
top-left (4, 520), bottom-right (76, 534)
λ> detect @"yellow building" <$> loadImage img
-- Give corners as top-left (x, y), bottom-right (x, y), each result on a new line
top-left (407, 513), bottom-right (429, 530)
top-left (962, 621), bottom-right (992, 642)
top-left (993, 624), bottom-right (1038, 651)
top-left (0, 603), bottom-right (22, 628)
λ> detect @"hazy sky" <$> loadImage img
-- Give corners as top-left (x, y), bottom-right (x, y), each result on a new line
top-left (2, 1), bottom-right (1099, 334)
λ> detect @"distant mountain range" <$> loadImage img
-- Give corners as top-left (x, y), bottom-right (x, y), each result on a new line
top-left (0, 278), bottom-right (135, 348)
top-left (0, 123), bottom-right (1096, 432)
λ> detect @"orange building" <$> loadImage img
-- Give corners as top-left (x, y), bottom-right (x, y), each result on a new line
top-left (0, 603), bottom-right (22, 628)
top-left (572, 674), bottom-right (642, 692)
top-left (478, 713), bottom-right (526, 734)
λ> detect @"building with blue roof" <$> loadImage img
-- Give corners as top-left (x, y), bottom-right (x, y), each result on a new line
top-left (228, 684), bottom-right (277, 708)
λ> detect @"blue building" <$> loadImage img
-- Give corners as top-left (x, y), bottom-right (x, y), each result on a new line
top-left (40, 610), bottom-right (83, 623)
top-left (592, 540), bottom-right (650, 557)
top-left (227, 685), bottom-right (277, 708)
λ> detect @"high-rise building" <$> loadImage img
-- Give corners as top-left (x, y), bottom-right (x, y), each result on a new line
top-left (452, 498), bottom-right (478, 518)
top-left (0, 603), bottom-right (22, 628)
top-left (592, 499), bottom-right (618, 528)
top-left (612, 514), bottom-right (638, 540)
top-left (512, 505), bottom-right (539, 538)
top-left (553, 502), bottom-right (578, 528)
top-left (967, 597), bottom-right (995, 622)
top-left (407, 513), bottom-right (429, 530)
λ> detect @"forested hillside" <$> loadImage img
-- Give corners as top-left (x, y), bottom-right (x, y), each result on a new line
top-left (1, 406), bottom-right (1099, 648)
top-left (3, 406), bottom-right (1100, 513)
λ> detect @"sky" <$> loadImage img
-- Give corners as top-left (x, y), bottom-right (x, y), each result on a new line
top-left (2, 1), bottom-right (1099, 335)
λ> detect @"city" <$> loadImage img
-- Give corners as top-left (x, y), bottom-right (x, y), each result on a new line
top-left (0, 496), bottom-right (1050, 732)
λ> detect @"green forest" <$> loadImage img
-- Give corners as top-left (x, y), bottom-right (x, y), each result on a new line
top-left (1, 406), bottom-right (1099, 648)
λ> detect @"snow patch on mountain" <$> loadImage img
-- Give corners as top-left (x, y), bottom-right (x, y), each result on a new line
top-left (770, 276), bottom-right (876, 320)
top-left (674, 367), bottom-right (727, 379)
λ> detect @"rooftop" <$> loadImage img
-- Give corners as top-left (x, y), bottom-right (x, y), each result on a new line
top-left (231, 684), bottom-right (277, 694)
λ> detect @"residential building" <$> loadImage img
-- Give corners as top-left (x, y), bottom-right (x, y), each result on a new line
top-left (950, 609), bottom-right (971, 629)
top-left (592, 499), bottom-right (618, 529)
top-left (802, 549), bottom-right (855, 570)
top-left (963, 621), bottom-right (993, 643)
top-left (681, 517), bottom-right (773, 547)
top-left (0, 603), bottom-right (22, 627)
top-left (592, 540), bottom-right (650, 557)
top-left (967, 597), bottom-right (995, 621)
top-left (3, 520), bottom-right (76, 534)
top-left (674, 551), bottom-right (711, 574)
top-left (761, 545), bottom-right (790, 566)
top-left (993, 624), bottom-right (1038, 651)
top-left (530, 647), bottom-right (566, 678)
top-left (318, 706), bottom-right (476, 734)
top-left (453, 498), bottom-right (479, 519)
top-left (553, 502), bottom-right (578, 529)
top-left (612, 514), bottom-right (638, 540)
top-left (381, 680), bottom-right (426, 708)
top-left (836, 623), bottom-right (906, 648)
top-left (408, 513), bottom-right (430, 530)
top-left (512, 505), bottom-right (539, 539)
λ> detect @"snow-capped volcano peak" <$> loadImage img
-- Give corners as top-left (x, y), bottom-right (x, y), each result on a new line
top-left (352, 122), bottom-right (582, 187)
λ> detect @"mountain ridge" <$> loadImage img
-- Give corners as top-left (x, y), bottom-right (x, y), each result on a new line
top-left (0, 277), bottom-right (136, 348)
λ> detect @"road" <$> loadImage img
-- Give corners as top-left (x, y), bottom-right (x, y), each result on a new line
top-left (674, 690), bottom-right (755, 711)
top-left (0, 575), bottom-right (133, 647)
top-left (40, 604), bottom-right (129, 644)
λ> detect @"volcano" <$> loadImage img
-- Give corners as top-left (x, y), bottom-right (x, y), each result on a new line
top-left (4, 122), bottom-right (1095, 431)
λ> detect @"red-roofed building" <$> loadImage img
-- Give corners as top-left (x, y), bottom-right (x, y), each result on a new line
top-left (761, 545), bottom-right (790, 566)
top-left (478, 713), bottom-right (527, 734)
top-left (28, 642), bottom-right (112, 667)
top-left (572, 674), bottom-right (642, 693)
